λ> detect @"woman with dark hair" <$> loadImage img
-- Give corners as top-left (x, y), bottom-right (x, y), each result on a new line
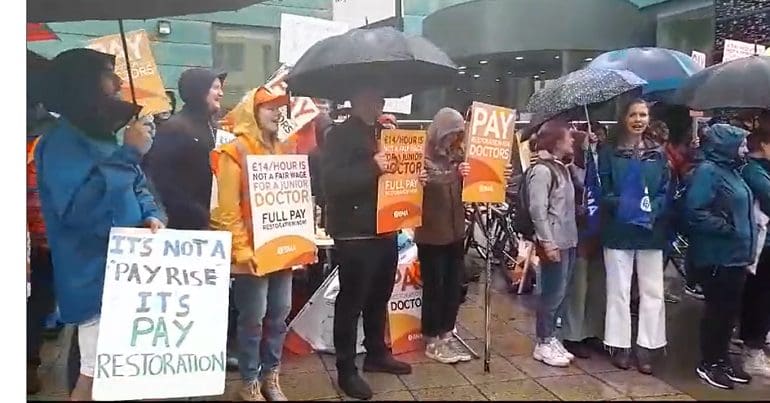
top-left (525, 120), bottom-right (578, 367)
top-left (599, 99), bottom-right (670, 374)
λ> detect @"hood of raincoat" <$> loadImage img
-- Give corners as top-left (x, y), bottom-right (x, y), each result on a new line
top-left (220, 87), bottom-right (289, 153)
top-left (701, 124), bottom-right (749, 168)
top-left (45, 48), bottom-right (139, 138)
top-left (426, 107), bottom-right (465, 162)
top-left (178, 68), bottom-right (227, 115)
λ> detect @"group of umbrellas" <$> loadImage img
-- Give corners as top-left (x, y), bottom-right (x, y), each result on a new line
top-left (524, 46), bottom-right (770, 138)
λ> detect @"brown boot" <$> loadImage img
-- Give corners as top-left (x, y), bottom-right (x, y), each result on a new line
top-left (239, 380), bottom-right (265, 401)
top-left (261, 370), bottom-right (288, 401)
top-left (27, 366), bottom-right (41, 395)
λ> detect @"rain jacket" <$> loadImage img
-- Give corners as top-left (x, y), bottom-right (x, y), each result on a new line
top-left (685, 124), bottom-right (756, 269)
top-left (598, 137), bottom-right (670, 250)
top-left (742, 156), bottom-right (770, 248)
top-left (144, 68), bottom-right (226, 230)
top-left (210, 88), bottom-right (295, 275)
top-left (414, 108), bottom-right (466, 246)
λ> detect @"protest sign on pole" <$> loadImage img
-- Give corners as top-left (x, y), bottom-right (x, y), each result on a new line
top-left (691, 50), bottom-right (706, 68)
top-left (88, 30), bottom-right (171, 117)
top-left (376, 129), bottom-right (426, 234)
top-left (280, 14), bottom-right (349, 66)
top-left (92, 228), bottom-right (232, 401)
top-left (387, 244), bottom-right (422, 355)
top-left (332, 0), bottom-right (396, 28)
top-left (383, 95), bottom-right (413, 115)
top-left (247, 154), bottom-right (317, 275)
top-left (722, 39), bottom-right (766, 63)
top-left (262, 65), bottom-right (321, 146)
top-left (462, 102), bottom-right (517, 203)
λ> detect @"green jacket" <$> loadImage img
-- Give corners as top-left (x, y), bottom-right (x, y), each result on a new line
top-left (598, 138), bottom-right (670, 250)
top-left (685, 124), bottom-right (757, 269)
top-left (742, 157), bottom-right (770, 248)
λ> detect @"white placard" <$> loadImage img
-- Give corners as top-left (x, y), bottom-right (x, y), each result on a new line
top-left (723, 39), bottom-right (766, 63)
top-left (691, 50), bottom-right (706, 69)
top-left (280, 14), bottom-right (349, 66)
top-left (333, 0), bottom-right (397, 28)
top-left (92, 228), bottom-right (232, 401)
top-left (277, 97), bottom-right (321, 142)
top-left (383, 94), bottom-right (413, 115)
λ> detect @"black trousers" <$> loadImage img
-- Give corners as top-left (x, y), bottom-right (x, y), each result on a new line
top-left (68, 328), bottom-right (80, 393)
top-left (700, 266), bottom-right (747, 365)
top-left (27, 248), bottom-right (55, 367)
top-left (333, 237), bottom-right (397, 374)
top-left (740, 247), bottom-right (770, 349)
top-left (417, 241), bottom-right (464, 338)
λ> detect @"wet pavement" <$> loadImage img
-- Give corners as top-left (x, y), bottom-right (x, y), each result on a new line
top-left (28, 257), bottom-right (769, 401)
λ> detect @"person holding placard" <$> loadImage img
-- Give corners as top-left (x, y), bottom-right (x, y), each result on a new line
top-left (210, 86), bottom-right (295, 402)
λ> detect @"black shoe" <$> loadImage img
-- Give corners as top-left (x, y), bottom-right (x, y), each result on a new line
top-left (611, 348), bottom-right (632, 370)
top-left (696, 362), bottom-right (734, 390)
top-left (337, 372), bottom-right (373, 400)
top-left (635, 348), bottom-right (653, 375)
top-left (719, 359), bottom-right (752, 384)
top-left (363, 354), bottom-right (412, 375)
top-left (684, 284), bottom-right (705, 300)
top-left (563, 340), bottom-right (591, 359)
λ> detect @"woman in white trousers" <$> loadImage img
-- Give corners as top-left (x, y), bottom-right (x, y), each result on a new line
top-left (597, 99), bottom-right (670, 374)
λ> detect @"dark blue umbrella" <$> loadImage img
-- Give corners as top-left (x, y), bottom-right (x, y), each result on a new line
top-left (589, 47), bottom-right (703, 96)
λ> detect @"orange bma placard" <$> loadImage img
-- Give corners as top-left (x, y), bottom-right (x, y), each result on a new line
top-left (376, 130), bottom-right (426, 234)
top-left (462, 102), bottom-right (517, 203)
top-left (88, 30), bottom-right (171, 117)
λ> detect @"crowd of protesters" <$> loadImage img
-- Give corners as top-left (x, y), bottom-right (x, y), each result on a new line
top-left (26, 46), bottom-right (770, 402)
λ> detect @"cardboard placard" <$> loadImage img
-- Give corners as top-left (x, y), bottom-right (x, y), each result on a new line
top-left (279, 14), bottom-right (349, 66)
top-left (691, 50), bottom-right (706, 68)
top-left (722, 39), bottom-right (766, 63)
top-left (376, 130), bottom-right (426, 233)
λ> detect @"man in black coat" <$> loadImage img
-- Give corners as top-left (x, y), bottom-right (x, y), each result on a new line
top-left (143, 68), bottom-right (226, 230)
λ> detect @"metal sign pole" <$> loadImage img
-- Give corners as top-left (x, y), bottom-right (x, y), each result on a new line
top-left (483, 203), bottom-right (492, 373)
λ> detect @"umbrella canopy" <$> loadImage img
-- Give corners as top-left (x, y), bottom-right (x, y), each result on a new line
top-left (673, 55), bottom-right (770, 111)
top-left (27, 23), bottom-right (58, 41)
top-left (286, 27), bottom-right (457, 100)
top-left (589, 47), bottom-right (702, 95)
top-left (28, 0), bottom-right (268, 22)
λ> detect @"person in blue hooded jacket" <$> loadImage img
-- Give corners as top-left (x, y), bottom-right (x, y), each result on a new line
top-left (685, 124), bottom-right (756, 390)
top-left (35, 48), bottom-right (166, 401)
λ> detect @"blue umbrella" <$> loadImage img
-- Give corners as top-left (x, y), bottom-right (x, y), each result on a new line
top-left (589, 47), bottom-right (703, 96)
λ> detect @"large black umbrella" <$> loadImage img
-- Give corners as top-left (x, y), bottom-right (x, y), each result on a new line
top-left (673, 55), bottom-right (770, 110)
top-left (286, 26), bottom-right (457, 100)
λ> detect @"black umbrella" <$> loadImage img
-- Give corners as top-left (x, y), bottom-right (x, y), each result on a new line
top-left (286, 27), bottom-right (457, 100)
top-left (673, 55), bottom-right (770, 111)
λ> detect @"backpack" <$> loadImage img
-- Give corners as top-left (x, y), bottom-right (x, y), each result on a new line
top-left (513, 161), bottom-right (559, 241)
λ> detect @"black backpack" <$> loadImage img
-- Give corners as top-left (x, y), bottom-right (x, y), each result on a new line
top-left (513, 161), bottom-right (559, 241)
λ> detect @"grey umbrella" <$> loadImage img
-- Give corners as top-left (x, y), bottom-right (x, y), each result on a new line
top-left (286, 26), bottom-right (458, 100)
top-left (673, 55), bottom-right (770, 111)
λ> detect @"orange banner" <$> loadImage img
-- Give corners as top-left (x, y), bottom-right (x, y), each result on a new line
top-left (88, 30), bottom-right (171, 117)
top-left (376, 130), bottom-right (426, 234)
top-left (462, 102), bottom-right (517, 203)
top-left (388, 248), bottom-right (422, 355)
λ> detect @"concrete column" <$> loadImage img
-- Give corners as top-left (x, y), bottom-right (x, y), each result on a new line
top-left (502, 77), bottom-right (535, 111)
top-left (561, 50), bottom-right (580, 76)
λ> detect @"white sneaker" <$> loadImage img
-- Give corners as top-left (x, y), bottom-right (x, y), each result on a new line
top-left (744, 349), bottom-right (770, 378)
top-left (444, 336), bottom-right (473, 362)
top-left (551, 338), bottom-right (575, 362)
top-left (425, 340), bottom-right (462, 364)
top-left (533, 341), bottom-right (570, 367)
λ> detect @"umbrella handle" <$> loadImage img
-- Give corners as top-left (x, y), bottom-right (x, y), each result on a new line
top-left (118, 20), bottom-right (138, 114)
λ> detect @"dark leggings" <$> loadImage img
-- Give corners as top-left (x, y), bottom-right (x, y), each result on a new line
top-left (740, 247), bottom-right (770, 349)
top-left (418, 241), bottom-right (464, 338)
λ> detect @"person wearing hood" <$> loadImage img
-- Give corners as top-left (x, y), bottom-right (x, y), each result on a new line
top-left (738, 128), bottom-right (770, 378)
top-left (599, 99), bottom-right (670, 374)
top-left (685, 124), bottom-right (756, 390)
top-left (143, 68), bottom-right (226, 230)
top-left (209, 86), bottom-right (294, 401)
top-left (35, 48), bottom-right (166, 401)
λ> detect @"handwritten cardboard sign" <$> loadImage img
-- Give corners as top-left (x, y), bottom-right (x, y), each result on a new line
top-left (376, 130), bottom-right (426, 233)
top-left (88, 30), bottom-right (171, 117)
top-left (462, 102), bottom-right (517, 203)
top-left (92, 228), bottom-right (232, 401)
top-left (264, 65), bottom-right (321, 144)
top-left (280, 14), bottom-right (349, 66)
top-left (247, 155), bottom-right (317, 275)
top-left (722, 39), bottom-right (766, 63)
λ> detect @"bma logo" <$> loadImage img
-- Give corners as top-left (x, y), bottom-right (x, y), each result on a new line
top-left (394, 262), bottom-right (422, 292)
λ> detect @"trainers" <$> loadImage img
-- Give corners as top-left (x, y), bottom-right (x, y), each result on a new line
top-left (445, 336), bottom-right (473, 362)
top-left (551, 338), bottom-right (575, 361)
top-left (363, 354), bottom-right (412, 375)
top-left (239, 380), bottom-right (265, 401)
top-left (337, 372), bottom-right (373, 400)
top-left (744, 349), bottom-right (770, 378)
top-left (425, 340), bottom-right (462, 364)
top-left (718, 359), bottom-right (751, 384)
top-left (533, 341), bottom-right (570, 367)
top-left (696, 362), bottom-right (734, 390)
top-left (684, 284), bottom-right (705, 300)
top-left (261, 370), bottom-right (288, 401)
top-left (664, 291), bottom-right (681, 304)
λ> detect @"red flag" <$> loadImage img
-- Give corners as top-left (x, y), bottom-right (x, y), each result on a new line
top-left (27, 23), bottom-right (58, 42)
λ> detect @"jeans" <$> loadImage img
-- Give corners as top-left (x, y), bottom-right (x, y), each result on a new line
top-left (701, 266), bottom-right (747, 364)
top-left (537, 248), bottom-right (576, 340)
top-left (418, 241), bottom-right (464, 338)
top-left (740, 247), bottom-right (770, 349)
top-left (27, 248), bottom-right (55, 367)
top-left (232, 270), bottom-right (293, 383)
top-left (333, 237), bottom-right (398, 374)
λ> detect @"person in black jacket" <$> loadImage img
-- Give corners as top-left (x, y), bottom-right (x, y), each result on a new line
top-left (322, 87), bottom-right (412, 400)
top-left (143, 68), bottom-right (226, 230)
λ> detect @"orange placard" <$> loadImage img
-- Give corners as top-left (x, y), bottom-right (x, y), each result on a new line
top-left (462, 102), bottom-right (517, 203)
top-left (388, 257), bottom-right (423, 355)
top-left (88, 30), bottom-right (171, 117)
top-left (376, 130), bottom-right (426, 234)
